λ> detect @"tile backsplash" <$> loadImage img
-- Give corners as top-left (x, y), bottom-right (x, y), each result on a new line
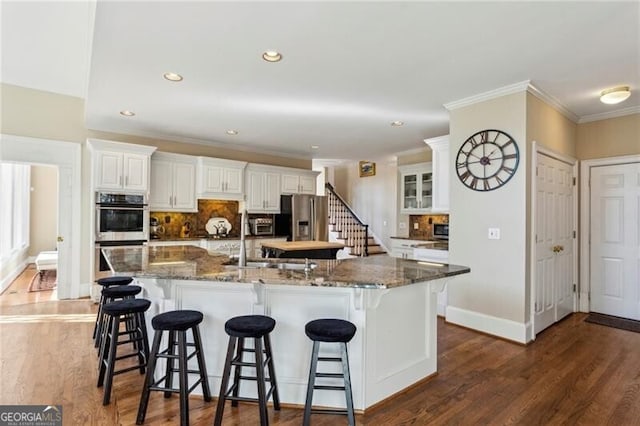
top-left (408, 214), bottom-right (449, 239)
top-left (151, 200), bottom-right (240, 238)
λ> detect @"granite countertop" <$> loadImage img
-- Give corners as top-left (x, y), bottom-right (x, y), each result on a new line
top-left (151, 235), bottom-right (287, 242)
top-left (102, 245), bottom-right (469, 289)
top-left (260, 241), bottom-right (346, 251)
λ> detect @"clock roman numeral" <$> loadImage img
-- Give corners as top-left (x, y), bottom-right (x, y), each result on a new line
top-left (468, 137), bottom-right (479, 148)
top-left (501, 165), bottom-right (515, 174)
top-left (480, 131), bottom-right (489, 143)
top-left (498, 138), bottom-right (515, 149)
top-left (483, 179), bottom-right (491, 191)
top-left (456, 162), bottom-right (467, 169)
top-left (470, 177), bottom-right (478, 189)
top-left (503, 153), bottom-right (518, 160)
top-left (460, 170), bottom-right (471, 182)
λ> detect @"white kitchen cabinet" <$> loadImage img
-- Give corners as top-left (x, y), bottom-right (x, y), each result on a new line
top-left (89, 139), bottom-right (156, 193)
top-left (390, 239), bottom-right (424, 259)
top-left (150, 153), bottom-right (197, 212)
top-left (197, 157), bottom-right (247, 200)
top-left (203, 239), bottom-right (241, 257)
top-left (424, 135), bottom-right (450, 212)
top-left (246, 166), bottom-right (281, 213)
top-left (281, 172), bottom-right (317, 195)
top-left (399, 163), bottom-right (433, 214)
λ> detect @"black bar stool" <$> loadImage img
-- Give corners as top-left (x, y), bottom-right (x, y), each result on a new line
top-left (214, 315), bottom-right (280, 426)
top-left (95, 284), bottom-right (142, 349)
top-left (93, 276), bottom-right (133, 342)
top-left (303, 318), bottom-right (357, 426)
top-left (97, 298), bottom-right (151, 405)
top-left (136, 310), bottom-right (211, 426)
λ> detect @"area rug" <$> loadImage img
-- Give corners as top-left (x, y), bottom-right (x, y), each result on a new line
top-left (585, 312), bottom-right (640, 334)
top-left (28, 270), bottom-right (57, 292)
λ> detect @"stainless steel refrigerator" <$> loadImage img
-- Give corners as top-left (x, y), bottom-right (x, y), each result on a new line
top-left (280, 194), bottom-right (328, 241)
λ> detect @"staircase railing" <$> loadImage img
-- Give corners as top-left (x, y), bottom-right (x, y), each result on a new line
top-left (325, 183), bottom-right (369, 256)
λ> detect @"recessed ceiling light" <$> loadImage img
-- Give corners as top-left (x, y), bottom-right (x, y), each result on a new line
top-left (163, 72), bottom-right (183, 82)
top-left (600, 86), bottom-right (631, 104)
top-left (311, 145), bottom-right (319, 149)
top-left (391, 121), bottom-right (404, 127)
top-left (262, 51), bottom-right (282, 62)
top-left (120, 110), bottom-right (135, 117)
top-left (226, 130), bottom-right (238, 135)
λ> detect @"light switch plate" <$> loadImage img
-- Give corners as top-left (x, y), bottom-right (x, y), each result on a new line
top-left (413, 222), bottom-right (419, 230)
top-left (488, 228), bottom-right (501, 240)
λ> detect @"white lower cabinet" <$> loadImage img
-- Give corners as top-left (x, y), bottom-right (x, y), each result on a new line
top-left (390, 239), bottom-right (421, 259)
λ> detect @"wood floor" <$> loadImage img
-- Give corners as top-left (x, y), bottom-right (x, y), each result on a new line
top-left (2, 267), bottom-right (640, 425)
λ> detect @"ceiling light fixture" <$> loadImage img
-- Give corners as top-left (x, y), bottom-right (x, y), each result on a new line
top-left (226, 130), bottom-right (238, 135)
top-left (311, 145), bottom-right (319, 149)
top-left (120, 110), bottom-right (135, 117)
top-left (163, 72), bottom-right (183, 82)
top-left (600, 86), bottom-right (631, 104)
top-left (262, 51), bottom-right (282, 62)
top-left (391, 121), bottom-right (404, 127)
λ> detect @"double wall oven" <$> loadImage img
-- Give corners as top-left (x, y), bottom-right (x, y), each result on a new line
top-left (95, 192), bottom-right (149, 280)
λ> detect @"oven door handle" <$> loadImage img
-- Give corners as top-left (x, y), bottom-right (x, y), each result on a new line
top-left (96, 205), bottom-right (148, 211)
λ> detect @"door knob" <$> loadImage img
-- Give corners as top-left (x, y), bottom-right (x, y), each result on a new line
top-left (57, 236), bottom-right (64, 242)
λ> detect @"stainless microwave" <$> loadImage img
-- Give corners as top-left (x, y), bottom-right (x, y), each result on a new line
top-left (433, 223), bottom-right (449, 240)
top-left (95, 192), bottom-right (149, 241)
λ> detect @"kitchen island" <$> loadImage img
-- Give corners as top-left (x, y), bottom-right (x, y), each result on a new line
top-left (102, 245), bottom-right (469, 412)
top-left (260, 240), bottom-right (346, 259)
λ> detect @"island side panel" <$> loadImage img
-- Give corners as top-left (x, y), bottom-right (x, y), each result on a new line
top-left (363, 281), bottom-right (439, 408)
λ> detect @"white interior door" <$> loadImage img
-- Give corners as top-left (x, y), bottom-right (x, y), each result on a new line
top-left (534, 153), bottom-right (575, 335)
top-left (590, 162), bottom-right (640, 320)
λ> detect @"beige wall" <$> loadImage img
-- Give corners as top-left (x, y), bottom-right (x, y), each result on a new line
top-left (526, 93), bottom-right (577, 158)
top-left (449, 92), bottom-right (528, 328)
top-left (29, 165), bottom-right (58, 257)
top-left (576, 113), bottom-right (640, 160)
top-left (397, 147), bottom-right (432, 166)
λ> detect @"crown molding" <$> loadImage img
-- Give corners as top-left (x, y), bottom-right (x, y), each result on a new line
top-left (525, 84), bottom-right (580, 123)
top-left (423, 134), bottom-right (449, 148)
top-left (443, 80), bottom-right (582, 124)
top-left (578, 105), bottom-right (640, 123)
top-left (443, 80), bottom-right (531, 111)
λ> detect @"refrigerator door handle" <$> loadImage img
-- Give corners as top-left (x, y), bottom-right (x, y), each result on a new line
top-left (310, 198), bottom-right (315, 240)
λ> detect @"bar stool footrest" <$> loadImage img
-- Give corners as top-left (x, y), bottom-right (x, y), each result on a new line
top-left (310, 408), bottom-right (349, 416)
top-left (314, 385), bottom-right (346, 391)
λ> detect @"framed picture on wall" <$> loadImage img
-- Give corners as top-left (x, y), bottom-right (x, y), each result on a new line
top-left (359, 161), bottom-right (376, 177)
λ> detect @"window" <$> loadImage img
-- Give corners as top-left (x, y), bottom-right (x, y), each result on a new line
top-left (0, 163), bottom-right (31, 260)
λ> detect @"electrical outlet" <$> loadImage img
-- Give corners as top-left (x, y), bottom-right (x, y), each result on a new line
top-left (488, 228), bottom-right (501, 240)
top-left (413, 222), bottom-right (419, 230)
top-left (383, 220), bottom-right (387, 226)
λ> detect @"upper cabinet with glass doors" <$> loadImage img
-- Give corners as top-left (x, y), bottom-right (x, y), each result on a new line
top-left (399, 163), bottom-right (433, 213)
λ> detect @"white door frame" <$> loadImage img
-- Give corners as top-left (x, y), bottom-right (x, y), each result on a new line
top-left (579, 154), bottom-right (640, 313)
top-left (530, 141), bottom-right (578, 340)
top-left (0, 134), bottom-right (82, 299)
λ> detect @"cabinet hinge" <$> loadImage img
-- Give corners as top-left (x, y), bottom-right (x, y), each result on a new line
top-left (572, 177), bottom-right (576, 186)
top-left (573, 284), bottom-right (577, 293)
top-left (573, 230), bottom-right (576, 238)
top-left (534, 302), bottom-right (538, 311)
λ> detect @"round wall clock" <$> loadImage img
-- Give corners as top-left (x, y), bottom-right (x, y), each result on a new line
top-left (455, 129), bottom-right (520, 191)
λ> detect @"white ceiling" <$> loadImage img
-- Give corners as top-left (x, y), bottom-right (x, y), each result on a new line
top-left (2, 1), bottom-right (639, 160)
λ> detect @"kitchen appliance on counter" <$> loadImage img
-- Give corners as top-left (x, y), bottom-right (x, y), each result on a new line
top-left (249, 218), bottom-right (274, 236)
top-left (279, 194), bottom-right (328, 241)
top-left (150, 216), bottom-right (165, 239)
top-left (95, 192), bottom-right (149, 241)
top-left (433, 223), bottom-right (449, 240)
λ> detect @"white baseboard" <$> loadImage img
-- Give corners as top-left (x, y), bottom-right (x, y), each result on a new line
top-left (445, 305), bottom-right (531, 344)
top-left (27, 256), bottom-right (36, 264)
top-left (0, 259), bottom-right (29, 293)
top-left (579, 291), bottom-right (589, 312)
top-left (79, 282), bottom-right (91, 298)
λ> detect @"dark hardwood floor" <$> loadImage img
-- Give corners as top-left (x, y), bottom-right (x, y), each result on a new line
top-left (1, 267), bottom-right (639, 425)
